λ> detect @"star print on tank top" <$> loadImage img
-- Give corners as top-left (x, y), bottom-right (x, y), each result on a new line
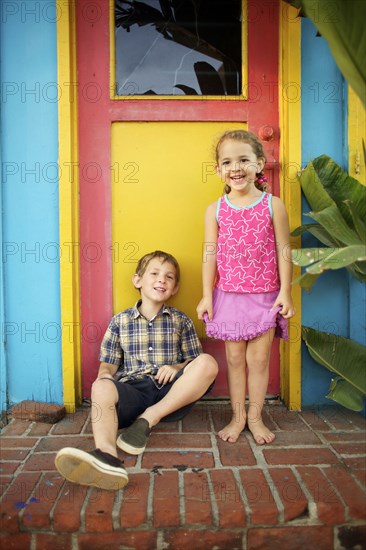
top-left (215, 192), bottom-right (280, 293)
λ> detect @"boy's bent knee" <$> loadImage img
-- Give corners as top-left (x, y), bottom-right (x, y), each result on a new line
top-left (91, 378), bottom-right (118, 402)
top-left (193, 353), bottom-right (218, 377)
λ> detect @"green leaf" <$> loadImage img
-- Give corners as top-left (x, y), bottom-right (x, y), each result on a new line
top-left (326, 377), bottom-right (365, 411)
top-left (292, 246), bottom-right (366, 284)
top-left (291, 248), bottom-right (335, 267)
top-left (302, 327), bottom-right (366, 395)
top-left (291, 271), bottom-right (321, 291)
top-left (344, 200), bottom-right (366, 244)
top-left (291, 223), bottom-right (340, 247)
top-left (306, 246), bottom-right (366, 274)
top-left (312, 156), bottom-right (366, 226)
top-left (353, 261), bottom-right (366, 275)
top-left (292, 155), bottom-right (366, 285)
top-left (307, 205), bottom-right (363, 246)
top-left (298, 160), bottom-right (335, 213)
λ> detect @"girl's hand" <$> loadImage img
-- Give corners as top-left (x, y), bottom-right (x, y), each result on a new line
top-left (155, 365), bottom-right (179, 385)
top-left (272, 291), bottom-right (296, 319)
top-left (197, 296), bottom-right (213, 321)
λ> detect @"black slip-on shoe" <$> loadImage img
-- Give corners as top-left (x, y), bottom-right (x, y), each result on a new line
top-left (55, 447), bottom-right (128, 491)
top-left (117, 418), bottom-right (151, 455)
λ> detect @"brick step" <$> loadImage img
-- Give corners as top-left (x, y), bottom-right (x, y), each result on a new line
top-left (1, 466), bottom-right (365, 533)
top-left (1, 525), bottom-right (366, 550)
top-left (1, 403), bottom-right (365, 550)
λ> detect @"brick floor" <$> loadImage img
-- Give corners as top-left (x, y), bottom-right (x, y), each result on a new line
top-left (0, 402), bottom-right (365, 550)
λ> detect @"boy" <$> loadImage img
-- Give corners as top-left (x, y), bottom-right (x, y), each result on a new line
top-left (55, 251), bottom-right (218, 490)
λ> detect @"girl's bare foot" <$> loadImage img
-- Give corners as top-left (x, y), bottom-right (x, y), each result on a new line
top-left (218, 418), bottom-right (246, 443)
top-left (247, 417), bottom-right (275, 445)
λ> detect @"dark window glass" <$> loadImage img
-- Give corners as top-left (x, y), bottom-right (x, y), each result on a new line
top-left (115, 0), bottom-right (242, 96)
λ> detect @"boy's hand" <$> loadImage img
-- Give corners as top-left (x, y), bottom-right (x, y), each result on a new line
top-left (197, 296), bottom-right (213, 321)
top-left (155, 365), bottom-right (180, 385)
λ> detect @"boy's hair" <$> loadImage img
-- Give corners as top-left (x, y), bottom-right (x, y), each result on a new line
top-left (135, 250), bottom-right (180, 284)
top-left (215, 129), bottom-right (269, 193)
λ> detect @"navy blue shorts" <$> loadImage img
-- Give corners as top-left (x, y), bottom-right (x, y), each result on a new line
top-left (110, 366), bottom-right (214, 429)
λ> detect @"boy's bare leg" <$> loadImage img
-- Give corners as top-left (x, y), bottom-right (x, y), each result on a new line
top-left (91, 379), bottom-right (120, 457)
top-left (55, 379), bottom-right (128, 491)
top-left (218, 340), bottom-right (247, 443)
top-left (138, 354), bottom-right (218, 427)
top-left (246, 329), bottom-right (275, 445)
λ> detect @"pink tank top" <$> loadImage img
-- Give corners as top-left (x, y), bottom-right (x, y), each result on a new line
top-left (216, 193), bottom-right (280, 293)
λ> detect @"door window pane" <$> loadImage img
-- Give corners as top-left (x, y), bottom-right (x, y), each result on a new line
top-left (115, 0), bottom-right (242, 96)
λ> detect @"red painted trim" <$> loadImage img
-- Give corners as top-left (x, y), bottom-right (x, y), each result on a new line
top-left (247, 0), bottom-right (280, 197)
top-left (77, 0), bottom-right (113, 394)
top-left (77, 0), bottom-right (280, 396)
top-left (108, 100), bottom-right (250, 121)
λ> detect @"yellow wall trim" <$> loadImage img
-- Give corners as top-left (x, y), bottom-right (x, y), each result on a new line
top-left (348, 86), bottom-right (366, 184)
top-left (279, 2), bottom-right (302, 410)
top-left (57, 0), bottom-right (82, 412)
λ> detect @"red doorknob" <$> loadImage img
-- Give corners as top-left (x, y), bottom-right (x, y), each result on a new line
top-left (258, 126), bottom-right (274, 141)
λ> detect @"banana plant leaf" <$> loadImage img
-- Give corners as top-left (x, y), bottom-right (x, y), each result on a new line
top-left (302, 327), bottom-right (366, 411)
top-left (309, 156), bottom-right (366, 228)
top-left (291, 223), bottom-right (342, 247)
top-left (292, 154), bottom-right (366, 287)
top-left (297, 159), bottom-right (335, 213)
top-left (283, 1), bottom-right (366, 107)
top-left (351, 261), bottom-right (366, 276)
top-left (344, 201), bottom-right (366, 244)
top-left (292, 247), bottom-right (336, 267)
top-left (291, 272), bottom-right (321, 292)
top-left (306, 205), bottom-right (363, 246)
top-left (326, 377), bottom-right (365, 411)
top-left (292, 245), bottom-right (366, 273)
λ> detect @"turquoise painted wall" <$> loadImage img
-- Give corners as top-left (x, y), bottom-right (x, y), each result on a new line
top-left (300, 19), bottom-right (365, 409)
top-left (0, 1), bottom-right (62, 408)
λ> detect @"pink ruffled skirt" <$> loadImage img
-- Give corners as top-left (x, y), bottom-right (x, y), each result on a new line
top-left (204, 288), bottom-right (288, 341)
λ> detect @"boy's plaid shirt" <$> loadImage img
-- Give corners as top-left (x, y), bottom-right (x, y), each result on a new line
top-left (99, 301), bottom-right (203, 382)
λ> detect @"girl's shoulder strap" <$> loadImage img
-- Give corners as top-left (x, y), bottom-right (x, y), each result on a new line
top-left (216, 196), bottom-right (223, 221)
top-left (266, 192), bottom-right (274, 218)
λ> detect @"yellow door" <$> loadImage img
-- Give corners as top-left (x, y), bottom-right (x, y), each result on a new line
top-left (111, 122), bottom-right (246, 330)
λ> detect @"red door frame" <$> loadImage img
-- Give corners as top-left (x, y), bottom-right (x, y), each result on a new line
top-left (76, 0), bottom-right (280, 396)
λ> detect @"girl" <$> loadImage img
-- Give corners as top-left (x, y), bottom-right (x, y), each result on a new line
top-left (197, 130), bottom-right (296, 445)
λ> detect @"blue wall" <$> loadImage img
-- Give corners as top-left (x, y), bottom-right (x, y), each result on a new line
top-left (0, 1), bottom-right (62, 408)
top-left (300, 19), bottom-right (363, 408)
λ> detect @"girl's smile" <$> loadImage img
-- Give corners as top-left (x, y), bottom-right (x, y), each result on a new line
top-left (228, 173), bottom-right (246, 187)
top-left (216, 139), bottom-right (264, 193)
